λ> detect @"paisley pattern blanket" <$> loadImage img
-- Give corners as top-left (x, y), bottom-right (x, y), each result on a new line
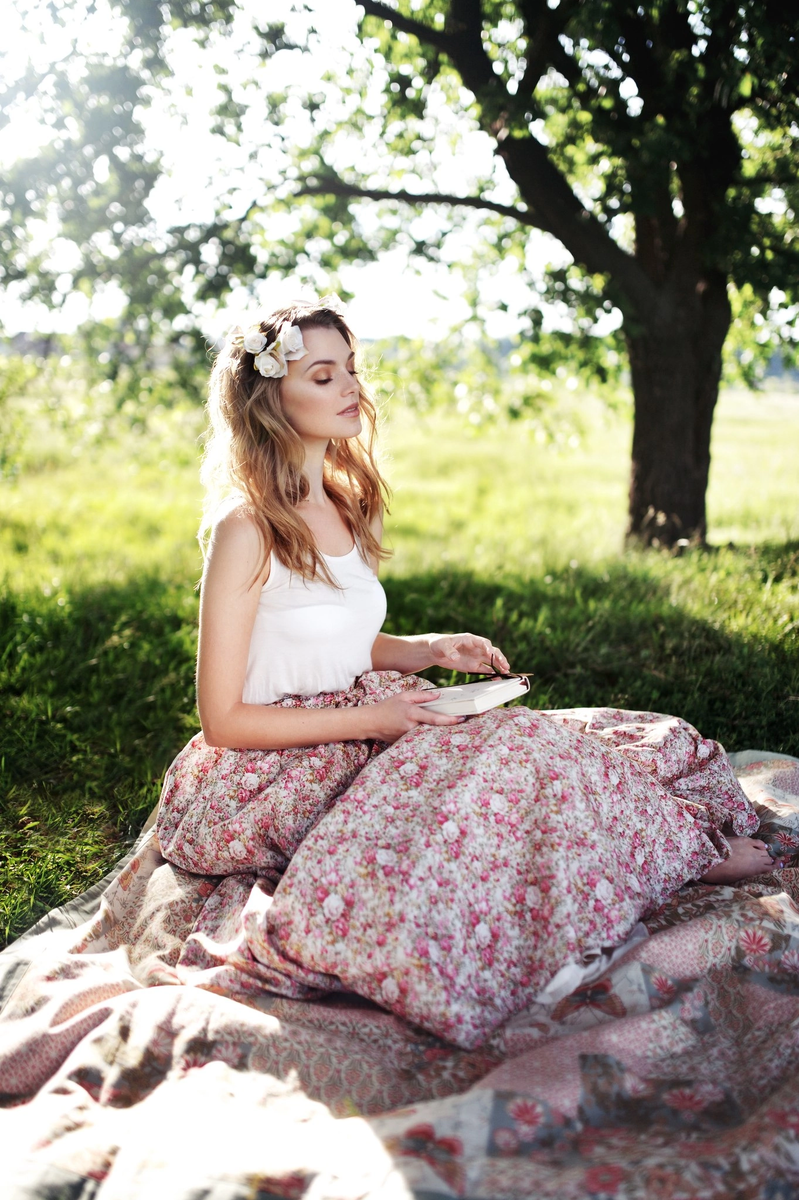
top-left (2, 698), bottom-right (799, 1198)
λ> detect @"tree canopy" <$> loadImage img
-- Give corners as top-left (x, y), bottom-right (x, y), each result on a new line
top-left (2, 0), bottom-right (798, 542)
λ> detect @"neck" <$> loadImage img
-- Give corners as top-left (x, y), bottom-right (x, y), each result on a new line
top-left (300, 437), bottom-right (329, 505)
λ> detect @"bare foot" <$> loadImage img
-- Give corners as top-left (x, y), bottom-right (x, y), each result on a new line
top-left (701, 836), bottom-right (787, 884)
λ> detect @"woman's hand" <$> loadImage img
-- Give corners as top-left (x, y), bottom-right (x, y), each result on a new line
top-left (359, 690), bottom-right (466, 744)
top-left (427, 634), bottom-right (510, 676)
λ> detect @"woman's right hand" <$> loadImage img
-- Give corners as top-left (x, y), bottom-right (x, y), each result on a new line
top-left (359, 689), bottom-right (465, 744)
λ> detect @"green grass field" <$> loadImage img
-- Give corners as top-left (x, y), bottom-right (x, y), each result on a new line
top-left (1, 384), bottom-right (798, 946)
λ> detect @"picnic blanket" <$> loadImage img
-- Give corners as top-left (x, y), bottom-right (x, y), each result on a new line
top-left (2, 739), bottom-right (799, 1198)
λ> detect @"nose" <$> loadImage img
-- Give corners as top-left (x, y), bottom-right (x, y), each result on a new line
top-left (340, 368), bottom-right (357, 397)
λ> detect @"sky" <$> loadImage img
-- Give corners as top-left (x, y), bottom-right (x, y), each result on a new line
top-left (0, 0), bottom-right (572, 343)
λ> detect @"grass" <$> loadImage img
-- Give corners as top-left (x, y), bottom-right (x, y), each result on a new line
top-left (382, 387), bottom-right (799, 571)
top-left (1, 385), bottom-right (798, 947)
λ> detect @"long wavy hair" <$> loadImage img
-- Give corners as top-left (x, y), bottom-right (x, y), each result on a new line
top-left (200, 299), bottom-right (390, 585)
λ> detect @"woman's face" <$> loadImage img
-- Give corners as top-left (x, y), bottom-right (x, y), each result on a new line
top-left (279, 326), bottom-right (361, 446)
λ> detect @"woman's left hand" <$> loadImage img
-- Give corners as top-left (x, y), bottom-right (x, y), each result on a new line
top-left (427, 634), bottom-right (510, 676)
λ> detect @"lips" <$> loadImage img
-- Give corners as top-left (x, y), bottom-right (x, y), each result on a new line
top-left (338, 404), bottom-right (360, 416)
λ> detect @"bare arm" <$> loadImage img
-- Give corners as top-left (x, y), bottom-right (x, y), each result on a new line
top-left (196, 511), bottom-right (467, 750)
top-left (367, 513), bottom-right (510, 677)
top-left (371, 631), bottom-right (510, 675)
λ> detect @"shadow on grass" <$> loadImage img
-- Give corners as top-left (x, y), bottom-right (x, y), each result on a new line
top-left (383, 546), bottom-right (799, 754)
top-left (0, 576), bottom-right (200, 945)
top-left (1, 545), bottom-right (797, 945)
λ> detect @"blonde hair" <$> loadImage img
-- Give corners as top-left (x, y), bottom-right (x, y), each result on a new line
top-left (200, 299), bottom-right (390, 584)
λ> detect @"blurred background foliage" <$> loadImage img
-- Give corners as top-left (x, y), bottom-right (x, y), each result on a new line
top-left (1, 1), bottom-right (797, 396)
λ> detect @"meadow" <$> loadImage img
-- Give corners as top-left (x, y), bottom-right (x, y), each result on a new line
top-left (1, 376), bottom-right (798, 946)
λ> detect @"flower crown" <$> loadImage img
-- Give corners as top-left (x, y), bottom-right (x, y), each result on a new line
top-left (230, 322), bottom-right (308, 379)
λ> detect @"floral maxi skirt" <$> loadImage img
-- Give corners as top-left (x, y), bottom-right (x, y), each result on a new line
top-left (156, 671), bottom-right (759, 1048)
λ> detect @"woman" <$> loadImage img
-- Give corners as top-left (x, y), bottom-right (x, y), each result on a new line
top-left (194, 301), bottom-right (509, 755)
top-left (155, 297), bottom-right (784, 1044)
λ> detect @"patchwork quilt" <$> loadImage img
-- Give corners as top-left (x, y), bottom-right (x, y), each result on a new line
top-left (2, 741), bottom-right (799, 1199)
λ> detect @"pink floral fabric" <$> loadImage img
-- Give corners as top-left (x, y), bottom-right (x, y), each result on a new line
top-left (156, 671), bottom-right (422, 877)
top-left (543, 707), bottom-right (759, 837)
top-left (267, 698), bottom-right (755, 1048)
top-left (155, 672), bottom-right (758, 1048)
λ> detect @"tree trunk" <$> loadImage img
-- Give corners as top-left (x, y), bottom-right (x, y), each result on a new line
top-left (625, 273), bottom-right (731, 548)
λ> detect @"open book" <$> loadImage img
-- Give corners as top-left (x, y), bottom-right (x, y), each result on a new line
top-left (420, 674), bottom-right (530, 716)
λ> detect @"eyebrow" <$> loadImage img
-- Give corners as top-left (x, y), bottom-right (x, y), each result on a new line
top-left (303, 352), bottom-right (355, 373)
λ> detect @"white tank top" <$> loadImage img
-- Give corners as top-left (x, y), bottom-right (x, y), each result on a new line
top-left (242, 545), bottom-right (387, 704)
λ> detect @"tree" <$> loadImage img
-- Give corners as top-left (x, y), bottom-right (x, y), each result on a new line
top-left (2, 1), bottom-right (798, 546)
top-left (290, 0), bottom-right (799, 547)
top-left (0, 1), bottom-right (244, 377)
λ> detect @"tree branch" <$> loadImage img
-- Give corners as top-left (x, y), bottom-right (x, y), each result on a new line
top-left (298, 176), bottom-right (535, 225)
top-left (355, 2), bottom-right (657, 317)
top-left (516, 0), bottom-right (582, 95)
top-left (358, 1), bottom-right (453, 55)
top-left (496, 136), bottom-right (657, 316)
top-left (360, 0), bottom-right (499, 98)
top-left (444, 0), bottom-right (498, 97)
top-left (615, 6), bottom-right (686, 123)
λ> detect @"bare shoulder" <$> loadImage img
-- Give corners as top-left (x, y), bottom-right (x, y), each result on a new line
top-left (206, 505), bottom-right (270, 588)
top-left (210, 504), bottom-right (260, 546)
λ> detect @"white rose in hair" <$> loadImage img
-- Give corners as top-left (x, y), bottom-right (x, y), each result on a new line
top-left (280, 324), bottom-right (308, 361)
top-left (243, 327), bottom-right (267, 353)
top-left (319, 292), bottom-right (345, 314)
top-left (253, 348), bottom-right (287, 379)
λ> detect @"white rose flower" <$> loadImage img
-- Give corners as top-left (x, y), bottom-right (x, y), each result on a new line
top-left (428, 941), bottom-right (441, 962)
top-left (253, 349), bottom-right (287, 379)
top-left (229, 840), bottom-right (247, 859)
top-left (475, 922), bottom-right (491, 947)
top-left (279, 323), bottom-right (309, 361)
top-left (376, 848), bottom-right (397, 866)
top-left (441, 820), bottom-right (459, 843)
top-left (525, 886), bottom-right (541, 907)
top-left (490, 794), bottom-right (508, 813)
top-left (243, 327), bottom-right (267, 354)
top-left (322, 893), bottom-right (345, 921)
top-left (240, 773), bottom-right (259, 790)
top-left (381, 977), bottom-right (400, 1004)
top-left (596, 878), bottom-right (614, 903)
top-left (398, 762), bottom-right (416, 777)
top-left (318, 291), bottom-right (345, 314)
